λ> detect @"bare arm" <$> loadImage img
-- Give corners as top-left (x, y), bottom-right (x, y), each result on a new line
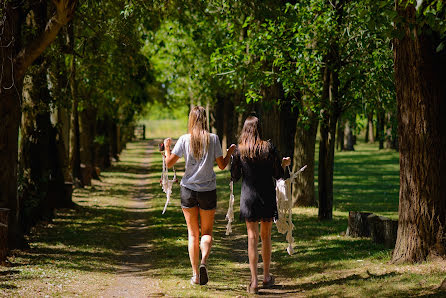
top-left (164, 138), bottom-right (180, 168)
top-left (216, 144), bottom-right (236, 170)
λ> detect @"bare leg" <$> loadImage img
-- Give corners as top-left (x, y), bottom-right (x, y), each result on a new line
top-left (182, 207), bottom-right (200, 282)
top-left (246, 221), bottom-right (259, 288)
top-left (260, 220), bottom-right (273, 283)
top-left (199, 208), bottom-right (216, 265)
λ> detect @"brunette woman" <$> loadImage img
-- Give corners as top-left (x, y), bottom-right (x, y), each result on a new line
top-left (164, 106), bottom-right (235, 286)
top-left (230, 116), bottom-right (290, 294)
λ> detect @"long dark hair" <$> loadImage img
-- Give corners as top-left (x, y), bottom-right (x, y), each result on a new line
top-left (238, 116), bottom-right (270, 160)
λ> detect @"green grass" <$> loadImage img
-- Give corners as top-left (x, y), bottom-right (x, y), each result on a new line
top-left (138, 119), bottom-right (187, 139)
top-left (1, 133), bottom-right (445, 297)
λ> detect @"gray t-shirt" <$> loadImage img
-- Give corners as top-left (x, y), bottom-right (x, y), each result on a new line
top-left (171, 133), bottom-right (223, 192)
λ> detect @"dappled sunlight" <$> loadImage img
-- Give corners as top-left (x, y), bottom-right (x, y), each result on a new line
top-left (2, 140), bottom-right (444, 297)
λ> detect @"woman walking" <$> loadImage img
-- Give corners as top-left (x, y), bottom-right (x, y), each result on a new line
top-left (164, 106), bottom-right (235, 285)
top-left (230, 116), bottom-right (290, 294)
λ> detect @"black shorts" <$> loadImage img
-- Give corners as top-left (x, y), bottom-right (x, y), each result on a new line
top-left (180, 186), bottom-right (217, 210)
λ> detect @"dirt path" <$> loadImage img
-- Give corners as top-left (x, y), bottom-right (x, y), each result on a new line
top-left (101, 140), bottom-right (166, 297)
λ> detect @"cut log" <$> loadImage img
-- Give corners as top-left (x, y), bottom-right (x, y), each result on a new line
top-left (346, 211), bottom-right (372, 237)
top-left (367, 214), bottom-right (398, 248)
top-left (0, 208), bottom-right (10, 262)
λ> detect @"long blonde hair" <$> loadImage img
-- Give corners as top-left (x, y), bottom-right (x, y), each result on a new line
top-left (238, 116), bottom-right (270, 160)
top-left (188, 106), bottom-right (210, 160)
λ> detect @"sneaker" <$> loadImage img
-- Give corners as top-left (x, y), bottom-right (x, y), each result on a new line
top-left (190, 275), bottom-right (199, 285)
top-left (199, 264), bottom-right (208, 285)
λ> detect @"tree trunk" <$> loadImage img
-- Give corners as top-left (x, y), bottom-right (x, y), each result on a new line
top-left (292, 115), bottom-right (318, 207)
top-left (391, 1), bottom-right (446, 263)
top-left (19, 62), bottom-right (54, 233)
top-left (0, 208), bottom-right (9, 262)
top-left (343, 119), bottom-right (354, 151)
top-left (68, 24), bottom-right (82, 186)
top-left (259, 84), bottom-right (297, 159)
top-left (367, 111), bottom-right (375, 143)
top-left (318, 65), bottom-right (340, 220)
top-left (79, 107), bottom-right (97, 186)
top-left (336, 116), bottom-right (344, 151)
top-left (0, 4), bottom-right (24, 249)
top-left (376, 108), bottom-right (385, 149)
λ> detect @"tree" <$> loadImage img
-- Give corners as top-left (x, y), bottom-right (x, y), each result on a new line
top-left (0, 0), bottom-right (76, 248)
top-left (391, 0), bottom-right (446, 263)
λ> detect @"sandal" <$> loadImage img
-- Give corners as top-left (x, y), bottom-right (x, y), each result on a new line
top-left (190, 275), bottom-right (199, 285)
top-left (247, 283), bottom-right (259, 294)
top-left (262, 275), bottom-right (275, 288)
top-left (246, 283), bottom-right (259, 294)
top-left (199, 264), bottom-right (208, 285)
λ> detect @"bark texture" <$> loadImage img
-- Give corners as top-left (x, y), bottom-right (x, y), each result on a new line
top-left (318, 66), bottom-right (340, 220)
top-left (259, 83), bottom-right (297, 159)
top-left (292, 115), bottom-right (318, 207)
top-left (391, 2), bottom-right (446, 263)
top-left (0, 4), bottom-right (23, 248)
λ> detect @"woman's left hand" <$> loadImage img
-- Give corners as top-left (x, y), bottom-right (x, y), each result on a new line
top-left (164, 138), bottom-right (172, 149)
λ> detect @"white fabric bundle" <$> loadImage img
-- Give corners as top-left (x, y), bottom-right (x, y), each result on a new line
top-left (225, 181), bottom-right (235, 235)
top-left (275, 165), bottom-right (307, 255)
top-left (161, 154), bottom-right (177, 214)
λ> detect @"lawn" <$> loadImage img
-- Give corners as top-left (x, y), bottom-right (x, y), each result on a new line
top-left (1, 130), bottom-right (445, 297)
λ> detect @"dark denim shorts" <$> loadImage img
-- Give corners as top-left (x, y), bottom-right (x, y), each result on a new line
top-left (180, 186), bottom-right (217, 210)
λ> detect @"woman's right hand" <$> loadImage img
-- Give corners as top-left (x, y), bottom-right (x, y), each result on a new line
top-left (282, 157), bottom-right (291, 168)
top-left (228, 144), bottom-right (236, 155)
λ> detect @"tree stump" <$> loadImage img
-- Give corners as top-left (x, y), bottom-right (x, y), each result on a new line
top-left (367, 214), bottom-right (398, 248)
top-left (0, 208), bottom-right (10, 262)
top-left (346, 211), bottom-right (372, 237)
top-left (80, 163), bottom-right (92, 186)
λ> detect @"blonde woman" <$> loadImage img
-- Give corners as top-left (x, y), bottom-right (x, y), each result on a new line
top-left (230, 116), bottom-right (290, 294)
top-left (164, 106), bottom-right (235, 286)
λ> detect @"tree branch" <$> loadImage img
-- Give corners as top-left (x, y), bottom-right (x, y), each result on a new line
top-left (14, 0), bottom-right (77, 80)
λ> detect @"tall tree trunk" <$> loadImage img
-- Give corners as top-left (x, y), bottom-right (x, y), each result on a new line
top-left (391, 1), bottom-right (446, 263)
top-left (79, 106), bottom-right (97, 185)
top-left (343, 119), bottom-right (355, 151)
top-left (318, 66), bottom-right (340, 220)
top-left (110, 121), bottom-right (119, 161)
top-left (259, 83), bottom-right (297, 159)
top-left (376, 108), bottom-right (385, 149)
top-left (292, 114), bottom-right (318, 207)
top-left (336, 116), bottom-right (345, 151)
top-left (0, 4), bottom-right (24, 249)
top-left (68, 24), bottom-right (81, 186)
top-left (19, 62), bottom-right (54, 232)
top-left (367, 111), bottom-right (375, 143)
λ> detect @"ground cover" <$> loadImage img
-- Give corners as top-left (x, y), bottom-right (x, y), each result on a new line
top-left (1, 136), bottom-right (444, 297)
